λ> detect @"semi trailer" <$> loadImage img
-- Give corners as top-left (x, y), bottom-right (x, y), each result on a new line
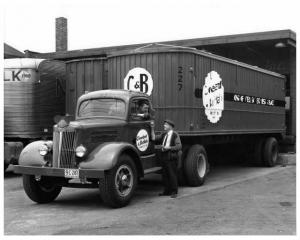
top-left (4, 58), bottom-right (66, 170)
top-left (14, 45), bottom-right (286, 208)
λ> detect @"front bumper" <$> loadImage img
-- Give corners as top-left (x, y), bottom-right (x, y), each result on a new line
top-left (13, 165), bottom-right (105, 179)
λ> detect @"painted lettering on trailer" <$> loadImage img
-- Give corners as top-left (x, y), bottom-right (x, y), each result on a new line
top-left (124, 67), bottom-right (153, 96)
top-left (4, 69), bottom-right (35, 82)
top-left (177, 66), bottom-right (183, 91)
top-left (194, 88), bottom-right (285, 107)
top-left (234, 94), bottom-right (275, 106)
top-left (202, 71), bottom-right (224, 124)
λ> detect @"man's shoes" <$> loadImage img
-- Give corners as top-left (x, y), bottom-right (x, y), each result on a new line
top-left (158, 192), bottom-right (170, 196)
top-left (170, 192), bottom-right (177, 198)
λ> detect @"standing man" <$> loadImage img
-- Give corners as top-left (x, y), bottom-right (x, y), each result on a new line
top-left (151, 119), bottom-right (182, 198)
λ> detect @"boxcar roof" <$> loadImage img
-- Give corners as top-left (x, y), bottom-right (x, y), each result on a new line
top-left (65, 57), bottom-right (107, 63)
top-left (108, 44), bottom-right (285, 79)
top-left (78, 89), bottom-right (149, 103)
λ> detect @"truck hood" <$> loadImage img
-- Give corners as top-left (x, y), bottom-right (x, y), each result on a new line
top-left (69, 118), bottom-right (127, 129)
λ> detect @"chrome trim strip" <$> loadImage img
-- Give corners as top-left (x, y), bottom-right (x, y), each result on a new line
top-left (140, 153), bottom-right (156, 158)
top-left (57, 131), bottom-right (63, 168)
top-left (144, 167), bottom-right (162, 174)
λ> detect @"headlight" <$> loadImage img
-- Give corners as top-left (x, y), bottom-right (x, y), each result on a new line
top-left (44, 141), bottom-right (53, 150)
top-left (39, 144), bottom-right (49, 156)
top-left (76, 145), bottom-right (87, 158)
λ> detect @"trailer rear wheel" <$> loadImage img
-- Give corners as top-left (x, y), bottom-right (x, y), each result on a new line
top-left (22, 175), bottom-right (62, 203)
top-left (263, 137), bottom-right (278, 167)
top-left (99, 154), bottom-right (137, 208)
top-left (184, 145), bottom-right (209, 186)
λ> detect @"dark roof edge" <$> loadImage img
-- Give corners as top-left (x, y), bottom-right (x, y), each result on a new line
top-left (4, 43), bottom-right (25, 58)
top-left (27, 29), bottom-right (296, 60)
top-left (108, 46), bottom-right (285, 79)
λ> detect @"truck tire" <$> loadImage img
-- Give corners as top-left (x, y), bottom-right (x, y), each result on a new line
top-left (184, 145), bottom-right (209, 187)
top-left (263, 137), bottom-right (278, 167)
top-left (22, 175), bottom-right (62, 203)
top-left (99, 154), bottom-right (137, 208)
top-left (253, 139), bottom-right (265, 166)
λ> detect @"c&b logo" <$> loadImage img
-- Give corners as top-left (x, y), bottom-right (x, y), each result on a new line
top-left (124, 67), bottom-right (153, 96)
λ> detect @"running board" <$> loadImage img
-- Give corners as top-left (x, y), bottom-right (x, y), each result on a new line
top-left (144, 166), bottom-right (162, 174)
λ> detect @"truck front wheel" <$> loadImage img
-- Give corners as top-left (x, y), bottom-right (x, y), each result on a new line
top-left (263, 137), bottom-right (278, 167)
top-left (99, 154), bottom-right (137, 208)
top-left (22, 175), bottom-right (62, 203)
top-left (184, 145), bottom-right (209, 187)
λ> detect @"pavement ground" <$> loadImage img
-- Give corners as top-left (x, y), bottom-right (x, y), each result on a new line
top-left (4, 154), bottom-right (296, 235)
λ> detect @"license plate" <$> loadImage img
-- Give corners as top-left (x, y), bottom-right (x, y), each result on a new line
top-left (64, 169), bottom-right (79, 178)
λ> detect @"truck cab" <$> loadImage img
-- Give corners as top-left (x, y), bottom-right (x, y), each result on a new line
top-left (14, 90), bottom-right (161, 208)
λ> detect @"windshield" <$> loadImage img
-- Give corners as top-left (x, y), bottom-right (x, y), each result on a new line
top-left (78, 98), bottom-right (126, 118)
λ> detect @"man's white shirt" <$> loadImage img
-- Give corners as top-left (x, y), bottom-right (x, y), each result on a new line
top-left (163, 130), bottom-right (173, 147)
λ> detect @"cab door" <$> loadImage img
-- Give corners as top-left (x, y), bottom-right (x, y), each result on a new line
top-left (127, 97), bottom-right (157, 170)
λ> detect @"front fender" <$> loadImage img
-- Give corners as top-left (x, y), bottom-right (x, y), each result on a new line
top-left (79, 142), bottom-right (140, 170)
top-left (18, 141), bottom-right (48, 167)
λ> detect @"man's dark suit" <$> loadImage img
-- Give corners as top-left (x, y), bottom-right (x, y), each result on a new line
top-left (155, 131), bottom-right (182, 194)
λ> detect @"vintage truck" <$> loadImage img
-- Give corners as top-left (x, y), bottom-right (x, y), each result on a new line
top-left (14, 45), bottom-right (286, 208)
top-left (15, 90), bottom-right (169, 208)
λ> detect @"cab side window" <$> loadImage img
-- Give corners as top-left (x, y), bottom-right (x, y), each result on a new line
top-left (130, 99), bottom-right (150, 121)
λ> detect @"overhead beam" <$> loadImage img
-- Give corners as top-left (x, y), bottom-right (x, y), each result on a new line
top-left (27, 29), bottom-right (296, 60)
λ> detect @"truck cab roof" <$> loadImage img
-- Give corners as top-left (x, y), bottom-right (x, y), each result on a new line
top-left (78, 89), bottom-right (149, 103)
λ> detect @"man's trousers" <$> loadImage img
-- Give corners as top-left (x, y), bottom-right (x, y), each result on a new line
top-left (161, 151), bottom-right (178, 194)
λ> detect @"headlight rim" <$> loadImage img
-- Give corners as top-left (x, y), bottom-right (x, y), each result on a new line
top-left (38, 144), bottom-right (49, 156)
top-left (75, 144), bottom-right (87, 158)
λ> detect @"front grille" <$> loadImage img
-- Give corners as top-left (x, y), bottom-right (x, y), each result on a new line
top-left (52, 128), bottom-right (77, 168)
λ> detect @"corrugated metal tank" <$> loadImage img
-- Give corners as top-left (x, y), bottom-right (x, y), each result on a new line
top-left (107, 45), bottom-right (285, 135)
top-left (4, 58), bottom-right (66, 139)
top-left (66, 58), bottom-right (107, 118)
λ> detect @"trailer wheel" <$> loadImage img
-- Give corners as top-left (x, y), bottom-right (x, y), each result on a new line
top-left (22, 175), bottom-right (62, 203)
top-left (253, 139), bottom-right (265, 166)
top-left (184, 145), bottom-right (209, 186)
top-left (263, 137), bottom-right (278, 167)
top-left (99, 154), bottom-right (137, 208)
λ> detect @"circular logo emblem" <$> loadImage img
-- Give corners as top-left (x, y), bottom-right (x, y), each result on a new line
top-left (136, 129), bottom-right (149, 152)
top-left (124, 67), bottom-right (153, 96)
top-left (202, 71), bottom-right (224, 123)
top-left (21, 70), bottom-right (32, 81)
